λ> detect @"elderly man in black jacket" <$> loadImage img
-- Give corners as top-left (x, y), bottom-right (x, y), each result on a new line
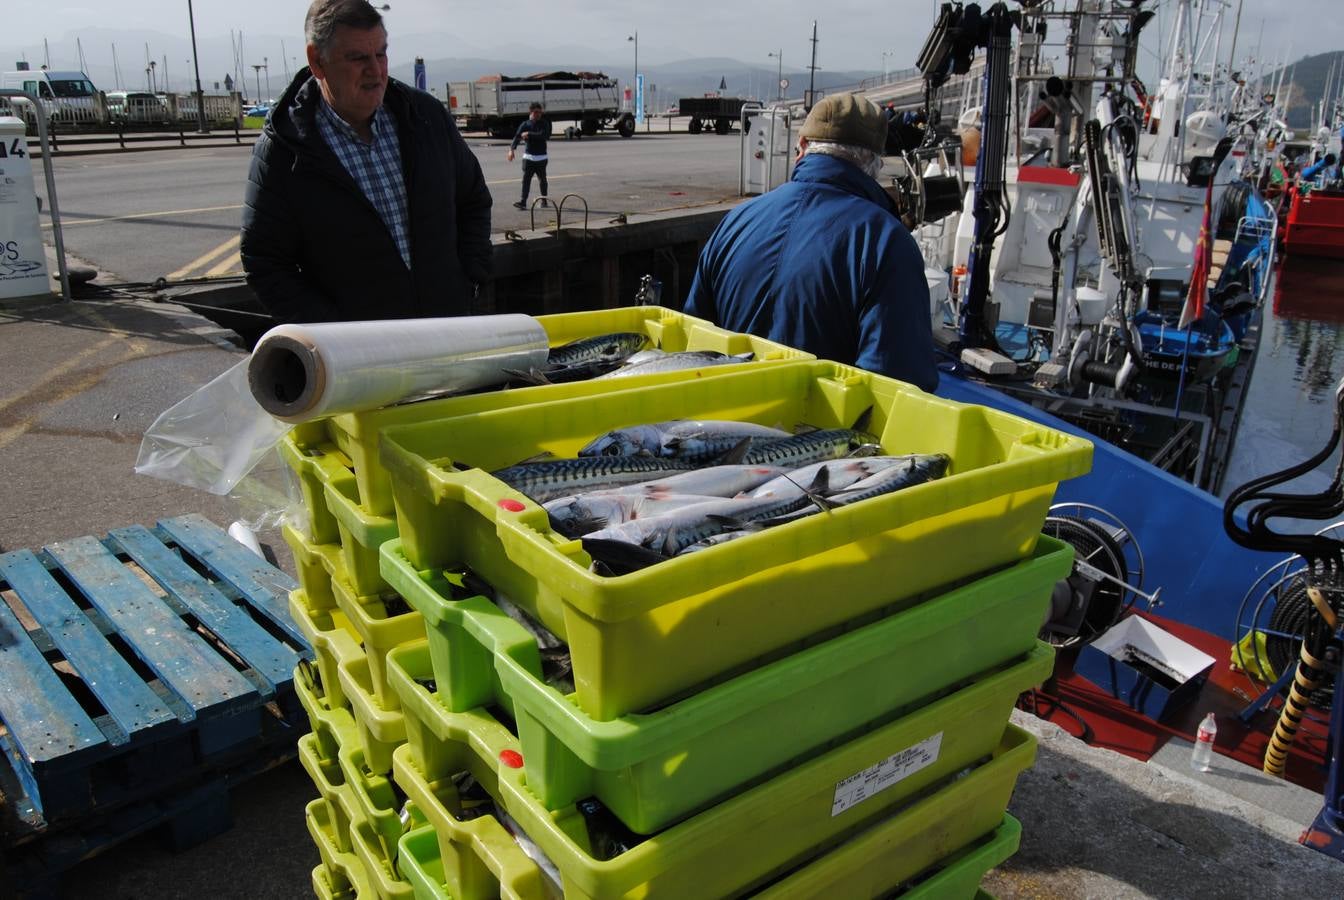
top-left (241, 0), bottom-right (492, 323)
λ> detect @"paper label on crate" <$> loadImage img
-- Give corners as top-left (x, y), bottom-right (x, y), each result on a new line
top-left (831, 732), bottom-right (943, 817)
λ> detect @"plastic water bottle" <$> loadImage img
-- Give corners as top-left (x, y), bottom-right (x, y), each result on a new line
top-left (1190, 713), bottom-right (1217, 772)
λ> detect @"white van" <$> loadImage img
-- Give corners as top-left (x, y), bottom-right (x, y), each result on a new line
top-left (0, 68), bottom-right (99, 129)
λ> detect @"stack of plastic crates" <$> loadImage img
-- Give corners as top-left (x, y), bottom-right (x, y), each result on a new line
top-left (283, 309), bottom-right (813, 896)
top-left (364, 358), bottom-right (1091, 899)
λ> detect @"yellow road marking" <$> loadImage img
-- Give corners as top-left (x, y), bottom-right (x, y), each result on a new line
top-left (0, 307), bottom-right (146, 452)
top-left (42, 204), bottom-right (244, 229)
top-left (205, 251), bottom-right (243, 277)
top-left (169, 234), bottom-right (241, 280)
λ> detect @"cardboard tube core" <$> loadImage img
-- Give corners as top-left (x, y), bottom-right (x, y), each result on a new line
top-left (248, 333), bottom-right (327, 419)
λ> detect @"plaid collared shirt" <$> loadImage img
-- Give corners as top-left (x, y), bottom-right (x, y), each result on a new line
top-left (316, 100), bottom-right (412, 269)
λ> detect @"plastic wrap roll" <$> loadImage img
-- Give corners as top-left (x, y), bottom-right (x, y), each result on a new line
top-left (247, 315), bottom-right (549, 423)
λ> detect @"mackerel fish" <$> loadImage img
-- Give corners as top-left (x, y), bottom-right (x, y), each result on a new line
top-left (492, 456), bottom-right (697, 503)
top-left (580, 420), bottom-right (791, 461)
top-left (582, 470), bottom-right (831, 560)
top-left (595, 350), bottom-right (754, 380)
top-left (545, 491), bottom-right (731, 538)
top-left (751, 453), bottom-right (952, 527)
top-left (738, 428), bottom-right (880, 469)
top-left (743, 456), bottom-right (922, 500)
top-left (547, 332), bottom-right (649, 368)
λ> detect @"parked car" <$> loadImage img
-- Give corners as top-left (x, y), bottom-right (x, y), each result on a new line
top-left (105, 91), bottom-right (170, 125)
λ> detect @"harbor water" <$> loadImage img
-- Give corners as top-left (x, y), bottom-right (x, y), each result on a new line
top-left (1222, 256), bottom-right (1344, 504)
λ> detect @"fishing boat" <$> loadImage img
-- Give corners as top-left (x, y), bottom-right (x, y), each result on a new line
top-left (905, 0), bottom-right (1278, 494)
top-left (1283, 185), bottom-right (1344, 259)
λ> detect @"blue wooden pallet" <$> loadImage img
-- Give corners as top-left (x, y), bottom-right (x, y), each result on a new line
top-left (0, 514), bottom-right (312, 837)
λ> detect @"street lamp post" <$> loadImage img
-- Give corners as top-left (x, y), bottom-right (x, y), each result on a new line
top-left (187, 0), bottom-right (208, 132)
top-left (263, 57), bottom-right (271, 102)
top-left (149, 59), bottom-right (157, 93)
top-left (627, 31), bottom-right (638, 118)
top-left (769, 50), bottom-right (783, 101)
top-left (252, 64), bottom-right (264, 105)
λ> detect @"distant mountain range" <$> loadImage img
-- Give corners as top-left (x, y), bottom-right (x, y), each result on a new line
top-left (1268, 50), bottom-right (1344, 130)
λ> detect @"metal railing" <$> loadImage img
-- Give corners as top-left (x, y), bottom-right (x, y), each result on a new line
top-left (0, 90), bottom-right (243, 136)
top-left (0, 89), bottom-right (71, 302)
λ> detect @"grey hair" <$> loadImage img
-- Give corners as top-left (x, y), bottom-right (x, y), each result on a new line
top-left (305, 0), bottom-right (384, 57)
top-left (804, 140), bottom-right (884, 179)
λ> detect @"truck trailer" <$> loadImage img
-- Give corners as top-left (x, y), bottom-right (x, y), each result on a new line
top-left (679, 96), bottom-right (748, 135)
top-left (448, 72), bottom-right (635, 139)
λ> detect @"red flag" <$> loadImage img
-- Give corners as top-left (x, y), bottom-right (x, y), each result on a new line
top-left (1178, 177), bottom-right (1217, 330)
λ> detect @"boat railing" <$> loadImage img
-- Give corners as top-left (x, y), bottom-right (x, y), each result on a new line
top-left (1234, 212), bottom-right (1279, 303)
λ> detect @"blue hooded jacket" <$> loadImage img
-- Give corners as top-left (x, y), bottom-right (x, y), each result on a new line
top-left (685, 153), bottom-right (937, 392)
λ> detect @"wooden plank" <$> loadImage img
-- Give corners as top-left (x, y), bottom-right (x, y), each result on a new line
top-left (108, 525), bottom-right (299, 693)
top-left (156, 515), bottom-right (305, 648)
top-left (43, 537), bottom-right (257, 717)
top-left (0, 553), bottom-right (107, 768)
top-left (0, 550), bottom-right (177, 742)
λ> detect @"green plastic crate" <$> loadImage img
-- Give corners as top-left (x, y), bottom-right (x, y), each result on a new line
top-left (900, 815), bottom-right (1020, 900)
top-left (390, 689), bottom-right (1038, 900)
top-left (291, 586), bottom-right (363, 711)
top-left (287, 307), bottom-right (815, 522)
top-left (339, 649), bottom-right (408, 776)
top-left (382, 539), bottom-right (1064, 833)
top-left (381, 360), bottom-right (1091, 720)
top-left (393, 773), bottom-right (557, 900)
top-left (398, 825), bottom-right (453, 900)
top-left (330, 569), bottom-right (426, 710)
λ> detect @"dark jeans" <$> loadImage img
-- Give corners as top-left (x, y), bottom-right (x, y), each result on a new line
top-left (521, 158), bottom-right (549, 202)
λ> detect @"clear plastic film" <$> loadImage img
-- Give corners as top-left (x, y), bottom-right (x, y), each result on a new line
top-left (135, 315), bottom-right (551, 499)
top-left (135, 358), bottom-right (291, 496)
top-left (246, 315), bottom-right (549, 423)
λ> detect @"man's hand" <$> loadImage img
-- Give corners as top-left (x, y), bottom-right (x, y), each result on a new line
top-left (506, 149), bottom-right (515, 162)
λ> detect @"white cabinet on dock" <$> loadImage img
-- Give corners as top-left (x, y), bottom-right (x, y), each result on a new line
top-left (0, 116), bottom-right (52, 303)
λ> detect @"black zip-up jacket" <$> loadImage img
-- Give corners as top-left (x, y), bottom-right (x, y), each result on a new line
top-left (511, 118), bottom-right (551, 158)
top-left (241, 69), bottom-right (492, 323)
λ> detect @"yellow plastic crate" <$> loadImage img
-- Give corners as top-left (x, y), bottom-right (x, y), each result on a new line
top-left (330, 572), bottom-right (425, 711)
top-left (391, 694), bottom-right (1037, 900)
top-left (752, 795), bottom-right (1021, 898)
top-left (339, 650), bottom-right (408, 776)
top-left (286, 307), bottom-right (814, 521)
top-left (291, 586), bottom-right (364, 711)
top-left (382, 360), bottom-right (1092, 719)
top-left (283, 522), bottom-right (342, 613)
top-left (308, 798), bottom-right (374, 899)
top-left (281, 434), bottom-right (358, 546)
top-left (326, 475), bottom-right (401, 597)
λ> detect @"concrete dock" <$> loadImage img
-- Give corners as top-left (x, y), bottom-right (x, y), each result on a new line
top-left (2, 292), bottom-right (1340, 897)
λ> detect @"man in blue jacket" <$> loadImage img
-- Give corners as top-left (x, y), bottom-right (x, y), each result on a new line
top-left (241, 0), bottom-right (492, 323)
top-left (507, 102), bottom-right (551, 209)
top-left (684, 93), bottom-right (937, 391)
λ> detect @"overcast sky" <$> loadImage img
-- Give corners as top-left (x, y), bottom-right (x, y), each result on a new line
top-left (5, 0), bottom-right (1340, 87)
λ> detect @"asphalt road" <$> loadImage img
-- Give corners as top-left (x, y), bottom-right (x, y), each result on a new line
top-left (32, 128), bottom-right (746, 285)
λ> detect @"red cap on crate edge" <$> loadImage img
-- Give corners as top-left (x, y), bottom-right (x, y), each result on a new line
top-left (498, 499), bottom-right (526, 512)
top-left (499, 749), bottom-right (524, 769)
